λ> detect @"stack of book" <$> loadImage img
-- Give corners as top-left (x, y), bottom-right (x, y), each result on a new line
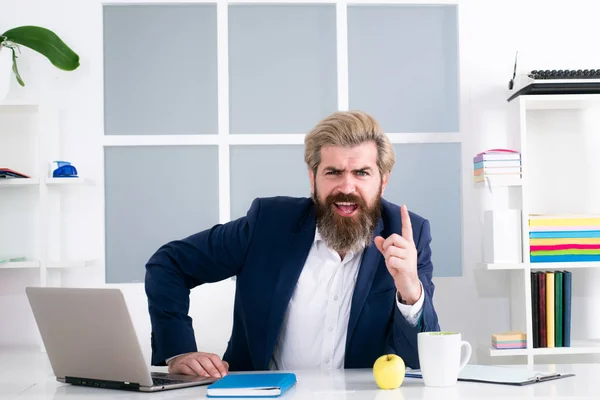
top-left (492, 331), bottom-right (526, 350)
top-left (529, 214), bottom-right (600, 263)
top-left (531, 270), bottom-right (572, 348)
top-left (473, 149), bottom-right (522, 185)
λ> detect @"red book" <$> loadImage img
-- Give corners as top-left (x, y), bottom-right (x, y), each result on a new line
top-left (0, 168), bottom-right (30, 178)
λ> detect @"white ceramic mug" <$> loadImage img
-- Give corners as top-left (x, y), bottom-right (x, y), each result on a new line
top-left (417, 332), bottom-right (472, 387)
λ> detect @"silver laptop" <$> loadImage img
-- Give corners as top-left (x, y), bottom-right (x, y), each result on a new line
top-left (25, 286), bottom-right (217, 392)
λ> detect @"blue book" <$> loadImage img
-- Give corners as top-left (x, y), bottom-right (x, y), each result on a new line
top-left (530, 254), bottom-right (600, 263)
top-left (529, 231), bottom-right (600, 238)
top-left (206, 373), bottom-right (296, 398)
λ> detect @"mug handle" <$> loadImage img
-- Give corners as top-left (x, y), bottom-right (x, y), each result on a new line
top-left (459, 341), bottom-right (472, 371)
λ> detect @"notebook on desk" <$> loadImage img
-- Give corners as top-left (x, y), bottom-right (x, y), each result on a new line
top-left (206, 373), bottom-right (297, 398)
top-left (406, 364), bottom-right (574, 386)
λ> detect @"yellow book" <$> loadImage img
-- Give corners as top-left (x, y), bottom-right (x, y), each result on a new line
top-left (529, 217), bottom-right (600, 227)
top-left (546, 272), bottom-right (555, 348)
top-left (492, 331), bottom-right (526, 342)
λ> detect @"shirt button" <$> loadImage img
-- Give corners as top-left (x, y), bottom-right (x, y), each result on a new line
top-left (328, 327), bottom-right (333, 332)
top-left (325, 359), bottom-right (330, 364)
top-left (334, 295), bottom-right (338, 301)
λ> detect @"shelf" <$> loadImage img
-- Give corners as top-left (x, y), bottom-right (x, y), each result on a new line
top-left (0, 99), bottom-right (39, 107)
top-left (489, 347), bottom-right (528, 357)
top-left (478, 262), bottom-right (600, 271)
top-left (490, 340), bottom-right (600, 357)
top-left (0, 260), bottom-right (40, 269)
top-left (0, 178), bottom-right (94, 187)
top-left (0, 260), bottom-right (95, 269)
top-left (47, 260), bottom-right (95, 269)
top-left (0, 178), bottom-right (39, 187)
top-left (530, 262), bottom-right (600, 270)
top-left (45, 177), bottom-right (95, 186)
top-left (522, 94), bottom-right (600, 110)
top-left (477, 262), bottom-right (525, 270)
top-left (474, 180), bottom-right (523, 189)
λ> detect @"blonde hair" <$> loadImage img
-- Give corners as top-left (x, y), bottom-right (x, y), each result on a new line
top-left (304, 110), bottom-right (395, 176)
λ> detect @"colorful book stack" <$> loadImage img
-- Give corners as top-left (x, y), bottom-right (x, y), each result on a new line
top-left (492, 331), bottom-right (526, 349)
top-left (529, 214), bottom-right (600, 263)
top-left (473, 149), bottom-right (522, 185)
top-left (531, 271), bottom-right (572, 348)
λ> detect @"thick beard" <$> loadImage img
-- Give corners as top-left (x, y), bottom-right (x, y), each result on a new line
top-left (313, 185), bottom-right (382, 255)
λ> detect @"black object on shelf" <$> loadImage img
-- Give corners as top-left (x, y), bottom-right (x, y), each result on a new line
top-left (507, 80), bottom-right (600, 102)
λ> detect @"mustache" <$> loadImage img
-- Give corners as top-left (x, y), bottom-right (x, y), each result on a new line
top-left (325, 193), bottom-right (366, 207)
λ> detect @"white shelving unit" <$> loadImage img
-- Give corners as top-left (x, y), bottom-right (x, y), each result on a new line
top-left (0, 99), bottom-right (96, 288)
top-left (478, 93), bottom-right (600, 365)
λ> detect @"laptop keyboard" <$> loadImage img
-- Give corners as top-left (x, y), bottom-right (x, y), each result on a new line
top-left (152, 377), bottom-right (186, 386)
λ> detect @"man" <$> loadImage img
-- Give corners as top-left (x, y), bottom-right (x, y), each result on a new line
top-left (145, 110), bottom-right (440, 379)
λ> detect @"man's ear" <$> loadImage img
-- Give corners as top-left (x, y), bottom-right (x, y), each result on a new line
top-left (381, 172), bottom-right (390, 196)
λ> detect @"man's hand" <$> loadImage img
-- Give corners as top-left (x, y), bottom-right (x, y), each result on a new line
top-left (374, 204), bottom-right (422, 305)
top-left (167, 352), bottom-right (229, 378)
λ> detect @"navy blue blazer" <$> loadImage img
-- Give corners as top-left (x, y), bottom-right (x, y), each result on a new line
top-left (145, 196), bottom-right (440, 371)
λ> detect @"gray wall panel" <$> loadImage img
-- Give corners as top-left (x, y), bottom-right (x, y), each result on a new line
top-left (104, 146), bottom-right (219, 283)
top-left (228, 5), bottom-right (338, 134)
top-left (348, 5), bottom-right (459, 133)
top-left (230, 145), bottom-right (309, 220)
top-left (103, 5), bottom-right (218, 135)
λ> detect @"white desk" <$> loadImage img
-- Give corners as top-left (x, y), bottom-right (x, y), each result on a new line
top-left (2, 348), bottom-right (599, 399)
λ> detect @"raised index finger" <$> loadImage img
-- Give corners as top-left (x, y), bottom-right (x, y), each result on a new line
top-left (401, 204), bottom-right (413, 242)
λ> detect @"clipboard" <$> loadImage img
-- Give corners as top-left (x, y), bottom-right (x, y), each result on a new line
top-left (405, 364), bottom-right (575, 386)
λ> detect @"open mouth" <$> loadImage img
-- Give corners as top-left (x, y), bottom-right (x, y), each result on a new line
top-left (334, 202), bottom-right (359, 215)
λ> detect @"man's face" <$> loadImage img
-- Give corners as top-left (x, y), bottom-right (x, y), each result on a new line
top-left (309, 142), bottom-right (389, 254)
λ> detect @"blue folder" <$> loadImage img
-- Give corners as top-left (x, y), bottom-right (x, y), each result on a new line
top-left (529, 231), bottom-right (600, 238)
top-left (206, 373), bottom-right (296, 398)
top-left (530, 255), bottom-right (600, 263)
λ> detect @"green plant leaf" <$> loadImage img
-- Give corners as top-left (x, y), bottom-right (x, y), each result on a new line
top-left (10, 47), bottom-right (25, 86)
top-left (1, 26), bottom-right (79, 71)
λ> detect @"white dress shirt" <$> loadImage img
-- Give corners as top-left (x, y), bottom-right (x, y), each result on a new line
top-left (270, 228), bottom-right (424, 371)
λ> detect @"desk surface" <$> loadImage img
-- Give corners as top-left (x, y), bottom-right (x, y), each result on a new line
top-left (2, 348), bottom-right (599, 399)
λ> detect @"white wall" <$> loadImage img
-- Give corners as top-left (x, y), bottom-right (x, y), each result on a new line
top-left (2, 0), bottom-right (600, 366)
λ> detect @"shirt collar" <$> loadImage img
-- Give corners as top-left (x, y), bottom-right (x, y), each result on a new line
top-left (314, 226), bottom-right (323, 244)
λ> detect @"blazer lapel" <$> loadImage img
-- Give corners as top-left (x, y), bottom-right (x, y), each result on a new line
top-left (345, 218), bottom-right (384, 353)
top-left (261, 206), bottom-right (316, 369)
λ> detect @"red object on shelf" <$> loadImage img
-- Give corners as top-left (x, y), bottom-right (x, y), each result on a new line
top-left (0, 168), bottom-right (31, 178)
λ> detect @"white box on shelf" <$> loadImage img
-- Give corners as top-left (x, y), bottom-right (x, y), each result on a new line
top-left (483, 209), bottom-right (522, 263)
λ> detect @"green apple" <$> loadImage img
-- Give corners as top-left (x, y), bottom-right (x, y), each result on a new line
top-left (373, 354), bottom-right (405, 390)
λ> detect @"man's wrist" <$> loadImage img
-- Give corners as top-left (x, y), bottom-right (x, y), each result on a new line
top-left (395, 280), bottom-right (425, 326)
top-left (166, 353), bottom-right (184, 365)
top-left (396, 279), bottom-right (422, 305)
